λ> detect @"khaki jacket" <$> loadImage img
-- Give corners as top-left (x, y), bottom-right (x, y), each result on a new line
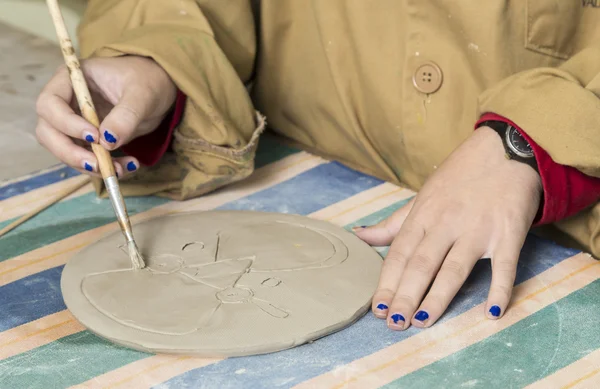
top-left (78, 0), bottom-right (600, 256)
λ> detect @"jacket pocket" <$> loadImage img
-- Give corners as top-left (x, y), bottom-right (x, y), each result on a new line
top-left (525, 0), bottom-right (581, 59)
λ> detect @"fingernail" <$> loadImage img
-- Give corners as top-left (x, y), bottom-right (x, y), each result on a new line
top-left (376, 303), bottom-right (389, 311)
top-left (126, 161), bottom-right (137, 172)
top-left (351, 225), bottom-right (368, 232)
top-left (103, 130), bottom-right (117, 144)
top-left (390, 313), bottom-right (405, 324)
top-left (388, 313), bottom-right (405, 330)
top-left (414, 310), bottom-right (429, 322)
top-left (85, 134), bottom-right (95, 143)
top-left (489, 305), bottom-right (501, 318)
top-left (83, 162), bottom-right (94, 172)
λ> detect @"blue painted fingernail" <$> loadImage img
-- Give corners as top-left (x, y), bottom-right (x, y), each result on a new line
top-left (376, 303), bottom-right (388, 311)
top-left (126, 161), bottom-right (137, 172)
top-left (85, 134), bottom-right (94, 142)
top-left (103, 130), bottom-right (117, 144)
top-left (390, 313), bottom-right (405, 324)
top-left (414, 311), bottom-right (429, 322)
top-left (84, 162), bottom-right (93, 172)
top-left (489, 305), bottom-right (501, 317)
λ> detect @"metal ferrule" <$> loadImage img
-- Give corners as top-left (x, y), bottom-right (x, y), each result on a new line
top-left (105, 176), bottom-right (134, 243)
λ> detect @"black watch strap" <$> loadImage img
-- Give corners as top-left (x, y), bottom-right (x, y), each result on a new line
top-left (478, 120), bottom-right (539, 172)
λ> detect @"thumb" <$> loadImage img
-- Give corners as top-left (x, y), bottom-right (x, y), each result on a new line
top-left (353, 197), bottom-right (415, 246)
top-left (99, 86), bottom-right (151, 150)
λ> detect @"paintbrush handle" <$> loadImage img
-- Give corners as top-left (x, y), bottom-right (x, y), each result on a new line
top-left (46, 0), bottom-right (116, 179)
top-left (46, 1), bottom-right (144, 270)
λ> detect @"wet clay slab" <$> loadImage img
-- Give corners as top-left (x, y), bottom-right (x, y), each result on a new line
top-left (61, 211), bottom-right (382, 356)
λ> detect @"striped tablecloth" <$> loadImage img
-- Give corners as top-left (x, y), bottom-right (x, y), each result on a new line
top-left (0, 136), bottom-right (598, 389)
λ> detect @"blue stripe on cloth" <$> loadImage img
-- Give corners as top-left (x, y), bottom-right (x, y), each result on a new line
top-left (0, 267), bottom-right (64, 332)
top-left (0, 162), bottom-right (382, 331)
top-left (0, 166), bottom-right (79, 201)
top-left (154, 234), bottom-right (580, 389)
top-left (219, 162), bottom-right (383, 215)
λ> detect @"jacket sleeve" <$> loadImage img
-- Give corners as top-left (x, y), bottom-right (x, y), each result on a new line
top-left (78, 0), bottom-right (265, 200)
top-left (478, 48), bottom-right (600, 179)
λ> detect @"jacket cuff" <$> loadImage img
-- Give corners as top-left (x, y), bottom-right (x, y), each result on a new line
top-left (476, 113), bottom-right (600, 226)
top-left (121, 91), bottom-right (187, 166)
top-left (476, 50), bottom-right (600, 178)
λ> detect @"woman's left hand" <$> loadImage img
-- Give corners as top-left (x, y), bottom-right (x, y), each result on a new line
top-left (354, 126), bottom-right (542, 330)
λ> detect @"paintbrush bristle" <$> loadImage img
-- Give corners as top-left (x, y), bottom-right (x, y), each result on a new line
top-left (127, 240), bottom-right (146, 269)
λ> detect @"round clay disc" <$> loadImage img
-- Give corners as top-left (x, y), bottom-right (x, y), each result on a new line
top-left (61, 211), bottom-right (382, 357)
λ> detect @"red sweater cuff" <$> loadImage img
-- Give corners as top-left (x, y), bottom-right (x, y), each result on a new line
top-left (121, 91), bottom-right (187, 166)
top-left (476, 113), bottom-right (600, 226)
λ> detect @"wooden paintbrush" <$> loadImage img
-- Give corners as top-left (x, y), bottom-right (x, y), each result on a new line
top-left (0, 175), bottom-right (91, 239)
top-left (45, 0), bottom-right (145, 269)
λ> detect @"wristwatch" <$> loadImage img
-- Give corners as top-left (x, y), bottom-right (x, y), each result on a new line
top-left (478, 120), bottom-right (538, 172)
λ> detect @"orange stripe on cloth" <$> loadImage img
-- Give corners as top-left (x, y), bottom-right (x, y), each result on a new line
top-left (294, 253), bottom-right (600, 389)
top-left (311, 183), bottom-right (413, 225)
top-left (0, 310), bottom-right (84, 360)
top-left (524, 347), bottom-right (600, 389)
top-left (69, 355), bottom-right (218, 389)
top-left (0, 153), bottom-right (324, 287)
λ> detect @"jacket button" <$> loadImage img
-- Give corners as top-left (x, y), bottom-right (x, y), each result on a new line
top-left (413, 62), bottom-right (443, 94)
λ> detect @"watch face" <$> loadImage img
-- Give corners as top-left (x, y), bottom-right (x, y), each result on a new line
top-left (506, 126), bottom-right (534, 158)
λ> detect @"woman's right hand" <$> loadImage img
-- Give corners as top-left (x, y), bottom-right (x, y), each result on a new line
top-left (35, 56), bottom-right (177, 177)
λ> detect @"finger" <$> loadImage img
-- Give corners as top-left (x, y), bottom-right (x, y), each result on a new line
top-left (412, 240), bottom-right (482, 328)
top-left (36, 118), bottom-right (100, 176)
top-left (371, 219), bottom-right (424, 320)
top-left (112, 160), bottom-right (124, 180)
top-left (386, 230), bottom-right (454, 330)
top-left (87, 155), bottom-right (123, 179)
top-left (99, 86), bottom-right (151, 150)
top-left (36, 66), bottom-right (99, 143)
top-left (113, 156), bottom-right (140, 177)
top-left (486, 239), bottom-right (522, 320)
top-left (355, 197), bottom-right (415, 246)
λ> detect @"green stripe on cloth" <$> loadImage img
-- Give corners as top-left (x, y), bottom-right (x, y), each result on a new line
top-left (254, 133), bottom-right (299, 168)
top-left (0, 331), bottom-right (149, 389)
top-left (0, 202), bottom-right (397, 388)
top-left (383, 278), bottom-right (600, 389)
